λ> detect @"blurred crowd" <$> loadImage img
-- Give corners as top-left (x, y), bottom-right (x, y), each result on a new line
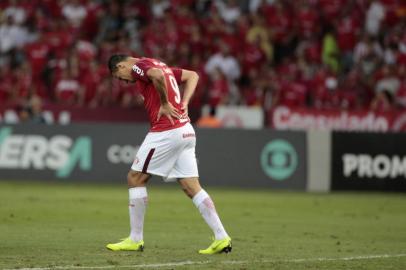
top-left (0, 0), bottom-right (405, 114)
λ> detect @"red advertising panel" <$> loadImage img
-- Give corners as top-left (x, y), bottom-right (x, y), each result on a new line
top-left (269, 106), bottom-right (406, 132)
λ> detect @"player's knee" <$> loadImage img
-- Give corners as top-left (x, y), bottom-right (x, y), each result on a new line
top-left (127, 171), bottom-right (148, 187)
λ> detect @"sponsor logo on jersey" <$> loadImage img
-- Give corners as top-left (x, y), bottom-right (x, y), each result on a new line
top-left (132, 65), bottom-right (144, 76)
top-left (260, 139), bottom-right (298, 181)
top-left (0, 127), bottom-right (91, 178)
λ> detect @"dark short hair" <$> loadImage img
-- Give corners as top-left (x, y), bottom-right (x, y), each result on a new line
top-left (108, 54), bottom-right (129, 73)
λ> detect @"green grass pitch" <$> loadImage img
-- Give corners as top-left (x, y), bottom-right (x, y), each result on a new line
top-left (0, 180), bottom-right (405, 270)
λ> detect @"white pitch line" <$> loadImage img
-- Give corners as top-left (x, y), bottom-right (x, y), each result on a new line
top-left (282, 253), bottom-right (406, 263)
top-left (3, 253), bottom-right (406, 270)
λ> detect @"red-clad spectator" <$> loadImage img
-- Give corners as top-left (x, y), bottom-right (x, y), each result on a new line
top-left (381, 0), bottom-right (401, 27)
top-left (91, 77), bottom-right (113, 107)
top-left (0, 66), bottom-right (13, 104)
top-left (307, 39), bottom-right (322, 65)
top-left (187, 54), bottom-right (207, 109)
top-left (221, 24), bottom-right (242, 55)
top-left (172, 5), bottom-right (195, 41)
top-left (395, 65), bottom-right (406, 108)
top-left (202, 6), bottom-right (226, 42)
top-left (44, 18), bottom-right (74, 59)
top-left (98, 40), bottom-right (116, 66)
top-left (39, 0), bottom-right (62, 18)
top-left (142, 20), bottom-right (164, 57)
top-left (318, 0), bottom-right (343, 23)
top-left (24, 33), bottom-right (50, 81)
top-left (189, 25), bottom-right (205, 57)
top-left (235, 14), bottom-right (250, 41)
top-left (12, 63), bottom-right (32, 101)
top-left (12, 63), bottom-right (47, 102)
top-left (114, 36), bottom-right (134, 57)
top-left (207, 68), bottom-right (229, 107)
top-left (311, 68), bottom-right (331, 107)
top-left (171, 0), bottom-right (194, 7)
top-left (370, 90), bottom-right (394, 112)
top-left (241, 36), bottom-right (266, 76)
top-left (162, 15), bottom-right (181, 54)
top-left (175, 43), bottom-right (191, 68)
top-left (241, 70), bottom-right (265, 106)
top-left (80, 61), bottom-right (102, 106)
top-left (336, 8), bottom-right (361, 53)
top-left (266, 2), bottom-right (292, 45)
top-left (32, 8), bottom-right (49, 32)
top-left (76, 39), bottom-right (97, 75)
top-left (296, 1), bottom-right (320, 39)
top-left (276, 58), bottom-right (300, 81)
top-left (55, 69), bottom-right (83, 105)
top-left (340, 69), bottom-right (371, 109)
top-left (81, 1), bottom-right (103, 41)
top-left (0, 0), bottom-right (9, 10)
top-left (127, 1), bottom-right (150, 22)
top-left (278, 79), bottom-right (308, 108)
top-left (115, 79), bottom-right (138, 108)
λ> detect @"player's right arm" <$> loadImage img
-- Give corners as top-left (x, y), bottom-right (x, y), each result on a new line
top-left (146, 67), bottom-right (181, 124)
top-left (147, 68), bottom-right (169, 105)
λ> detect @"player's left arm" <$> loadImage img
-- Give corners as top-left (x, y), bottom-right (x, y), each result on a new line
top-left (179, 69), bottom-right (199, 113)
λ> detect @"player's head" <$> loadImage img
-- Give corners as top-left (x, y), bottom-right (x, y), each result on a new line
top-left (108, 54), bottom-right (135, 83)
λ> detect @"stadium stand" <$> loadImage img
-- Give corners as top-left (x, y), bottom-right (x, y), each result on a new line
top-left (0, 0), bottom-right (405, 123)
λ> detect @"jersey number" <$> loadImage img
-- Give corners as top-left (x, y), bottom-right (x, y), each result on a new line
top-left (169, 75), bottom-right (181, 104)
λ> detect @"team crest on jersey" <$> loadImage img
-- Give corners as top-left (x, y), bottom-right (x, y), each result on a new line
top-left (132, 65), bottom-right (144, 76)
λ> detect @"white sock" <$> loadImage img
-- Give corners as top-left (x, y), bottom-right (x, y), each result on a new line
top-left (128, 187), bottom-right (148, 242)
top-left (192, 189), bottom-right (229, 240)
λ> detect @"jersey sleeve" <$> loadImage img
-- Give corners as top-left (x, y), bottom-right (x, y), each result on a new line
top-left (131, 59), bottom-right (154, 82)
top-left (170, 67), bottom-right (183, 84)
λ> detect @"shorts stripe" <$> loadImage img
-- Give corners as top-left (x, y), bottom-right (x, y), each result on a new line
top-left (142, 148), bottom-right (155, 174)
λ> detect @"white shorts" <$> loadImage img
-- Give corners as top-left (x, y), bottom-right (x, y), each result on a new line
top-left (131, 123), bottom-right (199, 181)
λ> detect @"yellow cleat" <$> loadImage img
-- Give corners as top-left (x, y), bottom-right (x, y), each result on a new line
top-left (106, 237), bottom-right (144, 251)
top-left (198, 237), bottom-right (232, 255)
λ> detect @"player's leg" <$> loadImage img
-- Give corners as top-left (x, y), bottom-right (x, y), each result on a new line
top-left (168, 123), bottom-right (231, 253)
top-left (107, 134), bottom-right (158, 251)
top-left (106, 170), bottom-right (150, 251)
top-left (178, 177), bottom-right (230, 240)
top-left (127, 170), bottom-right (150, 243)
top-left (178, 177), bottom-right (231, 254)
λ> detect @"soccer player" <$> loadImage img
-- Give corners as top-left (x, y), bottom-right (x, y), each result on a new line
top-left (106, 55), bottom-right (232, 254)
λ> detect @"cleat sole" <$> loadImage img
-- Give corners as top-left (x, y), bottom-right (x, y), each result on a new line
top-left (222, 245), bottom-right (232, 254)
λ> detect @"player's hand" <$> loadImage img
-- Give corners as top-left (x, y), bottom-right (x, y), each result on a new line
top-left (157, 102), bottom-right (181, 125)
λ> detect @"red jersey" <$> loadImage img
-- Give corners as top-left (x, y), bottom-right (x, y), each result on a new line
top-left (131, 57), bottom-right (189, 132)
